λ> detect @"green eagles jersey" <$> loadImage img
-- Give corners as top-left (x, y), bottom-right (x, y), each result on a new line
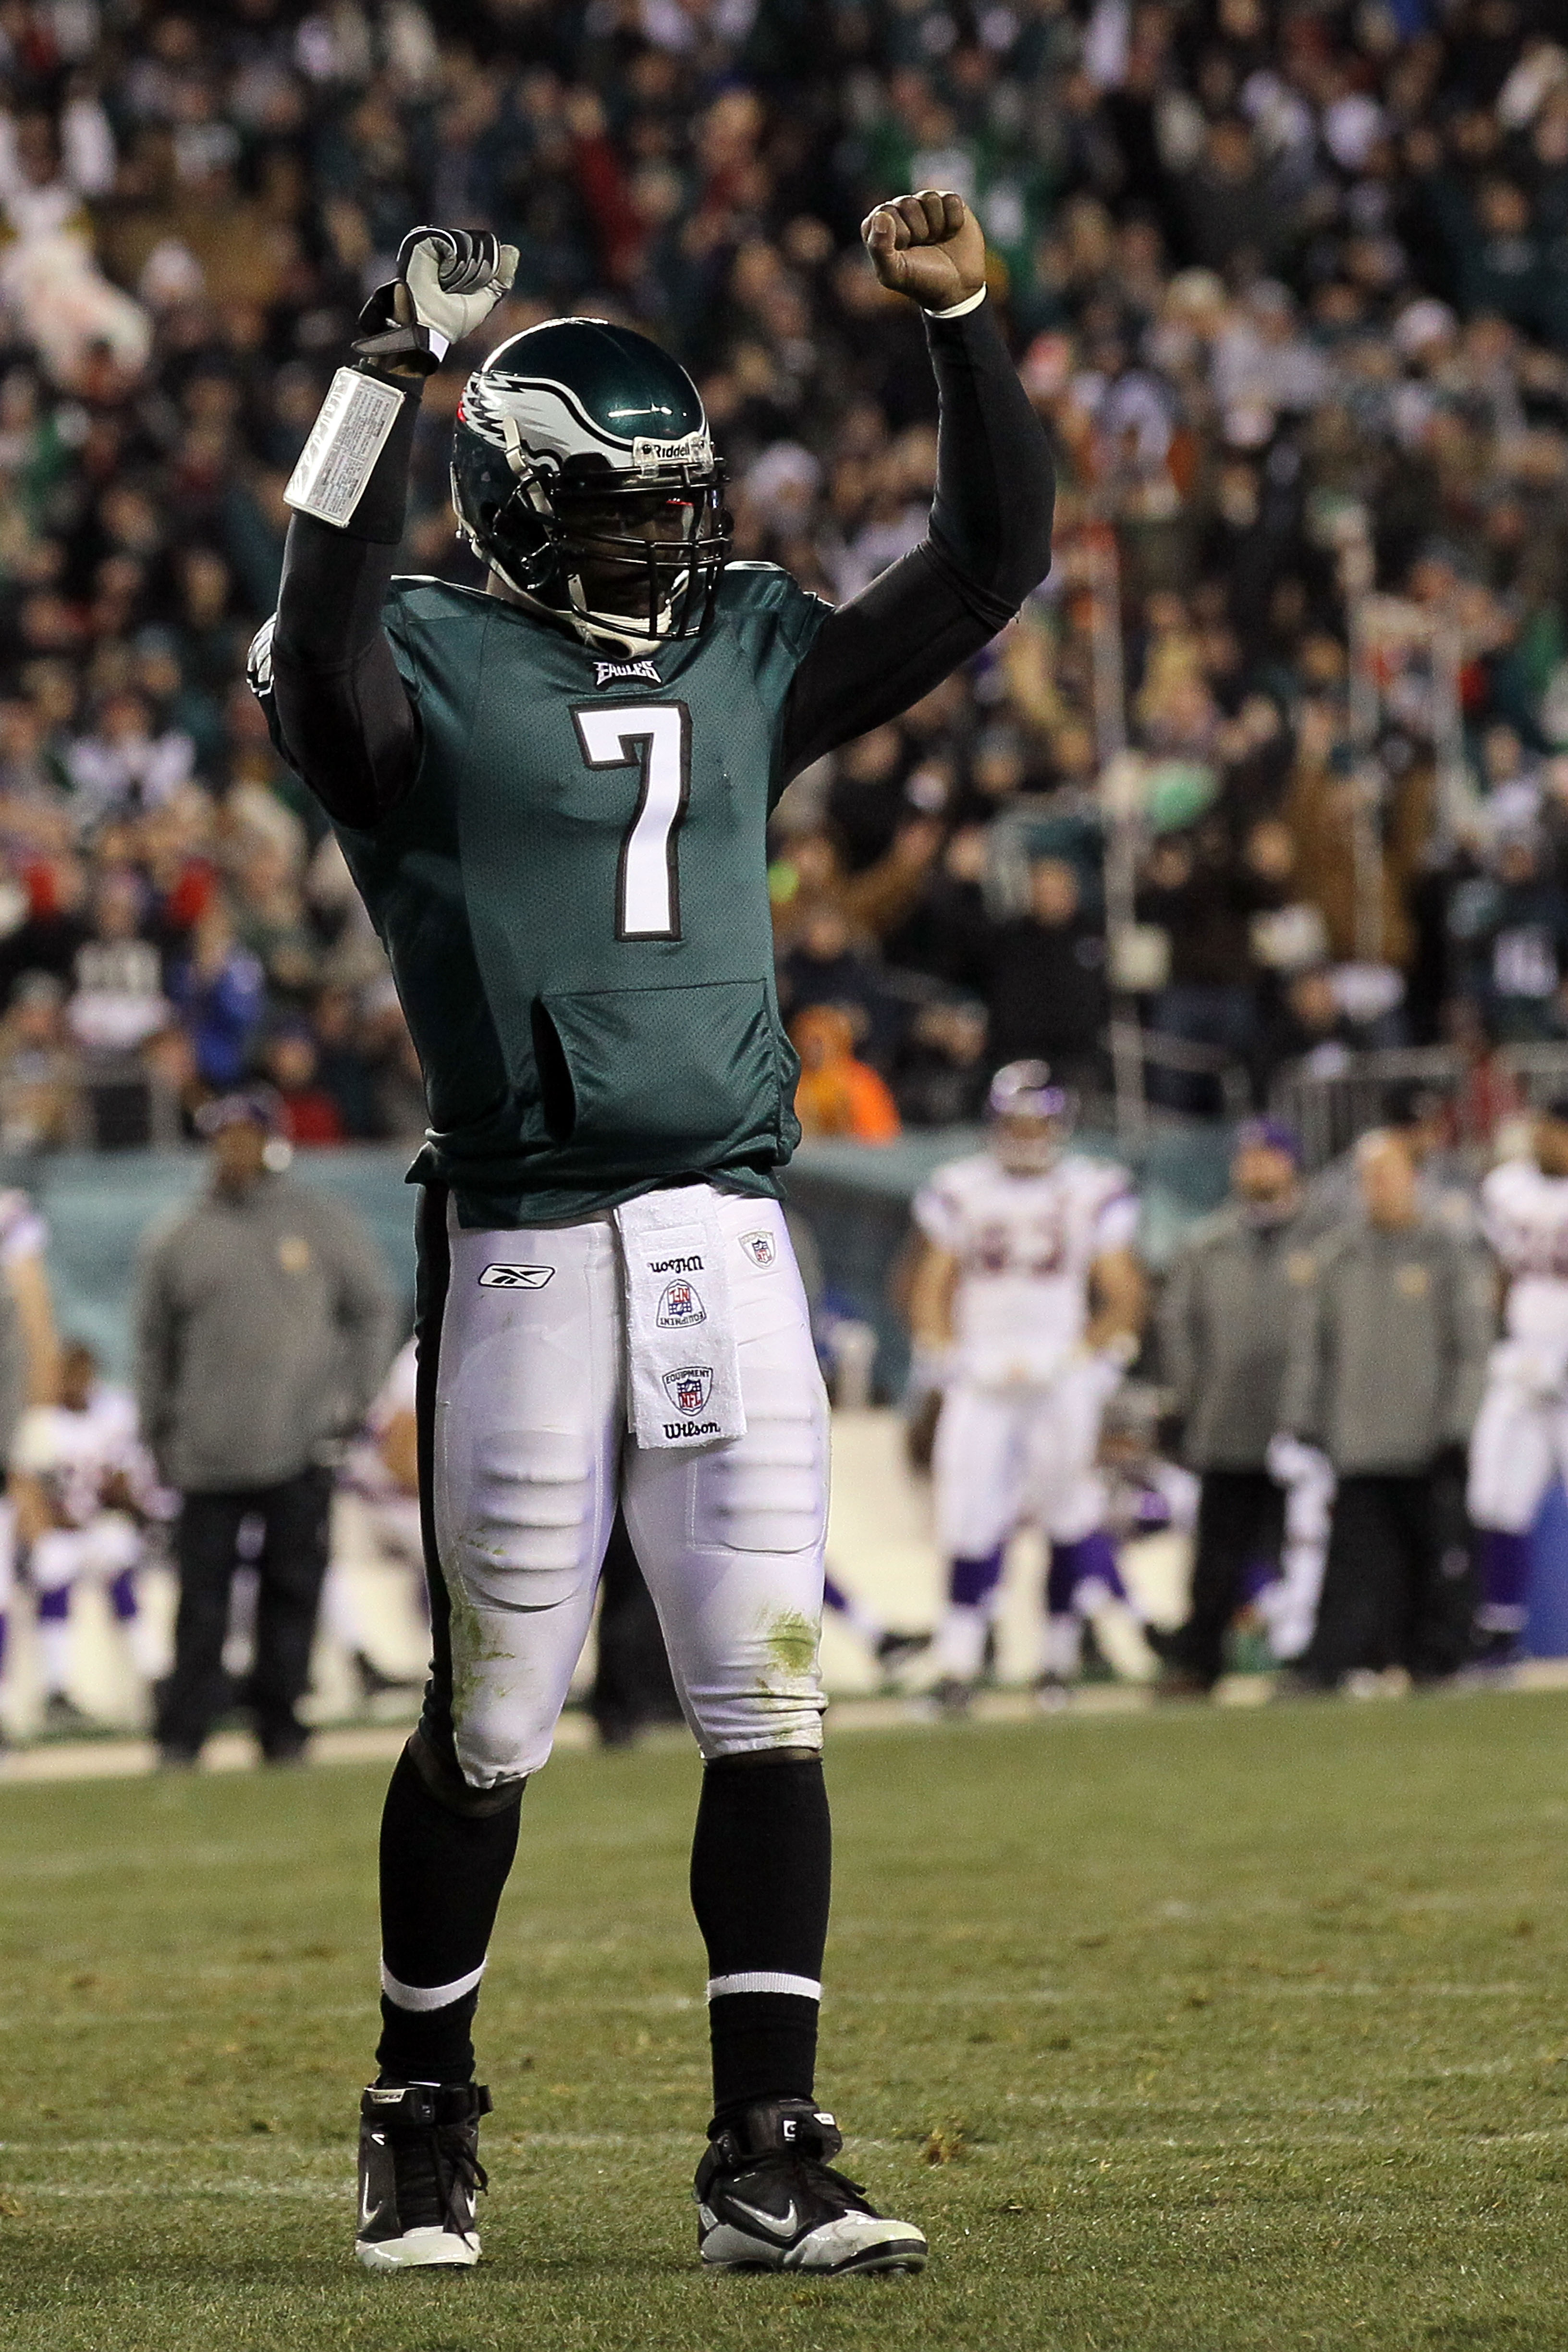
top-left (317, 564), bottom-right (830, 1227)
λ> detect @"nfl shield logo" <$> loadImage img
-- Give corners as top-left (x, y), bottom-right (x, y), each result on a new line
top-left (740, 1230), bottom-right (776, 1268)
top-left (663, 1365), bottom-right (713, 1414)
top-left (657, 1279), bottom-right (706, 1328)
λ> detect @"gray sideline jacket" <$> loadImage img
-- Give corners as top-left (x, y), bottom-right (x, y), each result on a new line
top-left (134, 1172), bottom-right (396, 1493)
top-left (0, 1276), bottom-right (25, 1470)
top-left (1158, 1206), bottom-right (1314, 1471)
top-left (1277, 1216), bottom-right (1492, 1474)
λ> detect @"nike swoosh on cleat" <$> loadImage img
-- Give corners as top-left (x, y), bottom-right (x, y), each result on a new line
top-left (724, 2197), bottom-right (799, 2240)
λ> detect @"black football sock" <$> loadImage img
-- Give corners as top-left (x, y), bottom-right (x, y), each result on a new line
top-left (374, 1735), bottom-right (523, 2086)
top-left (689, 1752), bottom-right (832, 2124)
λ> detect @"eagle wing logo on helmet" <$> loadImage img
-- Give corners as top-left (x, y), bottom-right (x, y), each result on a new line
top-left (464, 375), bottom-right (714, 480)
top-left (464, 370), bottom-right (638, 472)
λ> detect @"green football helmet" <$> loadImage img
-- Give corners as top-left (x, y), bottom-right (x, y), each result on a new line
top-left (451, 317), bottom-right (731, 648)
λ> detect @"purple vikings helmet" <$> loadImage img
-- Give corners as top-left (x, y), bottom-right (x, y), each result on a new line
top-left (987, 1059), bottom-right (1074, 1172)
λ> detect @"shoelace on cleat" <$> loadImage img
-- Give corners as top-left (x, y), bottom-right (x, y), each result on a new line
top-left (798, 2157), bottom-right (871, 2207)
top-left (386, 2118), bottom-right (489, 2238)
top-left (434, 2124), bottom-right (489, 2238)
top-left (736, 2154), bottom-right (872, 2217)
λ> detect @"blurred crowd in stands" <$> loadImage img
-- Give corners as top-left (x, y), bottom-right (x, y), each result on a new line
top-left (0, 0), bottom-right (1565, 1149)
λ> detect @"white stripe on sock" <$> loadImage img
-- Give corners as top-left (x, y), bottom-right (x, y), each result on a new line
top-left (706, 1971), bottom-right (821, 2002)
top-left (379, 1958), bottom-right (486, 2012)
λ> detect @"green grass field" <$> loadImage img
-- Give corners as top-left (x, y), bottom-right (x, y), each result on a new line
top-left (1, 1691), bottom-right (1567, 2351)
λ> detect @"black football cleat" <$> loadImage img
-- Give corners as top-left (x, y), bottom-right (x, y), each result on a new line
top-left (355, 2081), bottom-right (490, 2270)
top-left (695, 2097), bottom-right (927, 2275)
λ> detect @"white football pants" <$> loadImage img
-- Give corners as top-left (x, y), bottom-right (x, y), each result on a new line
top-left (1468, 1344), bottom-right (1568, 1533)
top-left (429, 1189), bottom-right (828, 1789)
top-left (29, 1510), bottom-right (143, 1593)
top-left (933, 1361), bottom-right (1111, 1559)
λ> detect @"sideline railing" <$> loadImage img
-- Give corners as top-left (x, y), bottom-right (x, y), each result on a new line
top-left (1272, 1043), bottom-right (1568, 1171)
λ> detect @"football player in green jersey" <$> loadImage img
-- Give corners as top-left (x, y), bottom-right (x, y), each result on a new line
top-left (252, 195), bottom-right (1054, 2276)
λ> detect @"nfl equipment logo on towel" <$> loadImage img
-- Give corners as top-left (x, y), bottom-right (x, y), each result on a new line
top-left (663, 1365), bottom-right (713, 1415)
top-left (740, 1230), bottom-right (776, 1268)
top-left (614, 1188), bottom-right (745, 1449)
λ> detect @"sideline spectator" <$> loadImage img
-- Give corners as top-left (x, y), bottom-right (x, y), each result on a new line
top-left (1281, 1131), bottom-right (1489, 1691)
top-left (134, 1091), bottom-right (394, 1767)
top-left (1155, 1118), bottom-right (1324, 1694)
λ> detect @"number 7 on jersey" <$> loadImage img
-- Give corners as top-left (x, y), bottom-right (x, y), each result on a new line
top-left (572, 701), bottom-right (692, 942)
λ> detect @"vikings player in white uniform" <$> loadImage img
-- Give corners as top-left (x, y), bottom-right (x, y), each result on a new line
top-left (908, 1063), bottom-right (1146, 1702)
top-left (12, 1338), bottom-right (166, 1727)
top-left (327, 1338), bottom-right (426, 1702)
top-left (1467, 1100), bottom-right (1568, 1657)
top-left (347, 1336), bottom-right (422, 1570)
top-left (0, 1186), bottom-right (58, 1729)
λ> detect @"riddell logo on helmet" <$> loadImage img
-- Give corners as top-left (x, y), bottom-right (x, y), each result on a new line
top-left (633, 430), bottom-right (711, 471)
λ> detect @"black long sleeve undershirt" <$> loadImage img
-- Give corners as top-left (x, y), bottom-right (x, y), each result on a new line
top-left (269, 299), bottom-right (1055, 831)
top-left (778, 300), bottom-right (1054, 781)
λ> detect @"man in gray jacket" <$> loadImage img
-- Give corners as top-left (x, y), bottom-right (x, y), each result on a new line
top-left (1155, 1118), bottom-right (1316, 1691)
top-left (1280, 1128), bottom-right (1491, 1689)
top-left (136, 1092), bottom-right (396, 1763)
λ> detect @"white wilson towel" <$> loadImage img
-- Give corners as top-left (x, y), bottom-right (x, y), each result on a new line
top-left (614, 1187), bottom-right (747, 1448)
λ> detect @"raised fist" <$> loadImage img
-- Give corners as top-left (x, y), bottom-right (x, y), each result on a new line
top-left (861, 191), bottom-right (987, 313)
top-left (355, 226), bottom-right (519, 374)
top-left (394, 228), bottom-right (519, 345)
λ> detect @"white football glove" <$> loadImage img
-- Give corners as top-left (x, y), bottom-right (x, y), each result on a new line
top-left (354, 226), bottom-right (519, 372)
top-left (398, 227), bottom-right (519, 345)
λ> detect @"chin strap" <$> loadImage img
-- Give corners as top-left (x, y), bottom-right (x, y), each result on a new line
top-left (487, 564), bottom-right (667, 656)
